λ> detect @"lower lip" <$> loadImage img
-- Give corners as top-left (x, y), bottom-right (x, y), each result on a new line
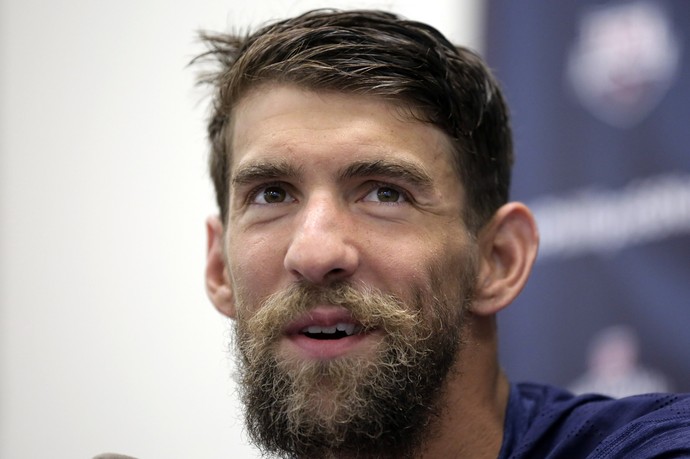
top-left (283, 332), bottom-right (379, 360)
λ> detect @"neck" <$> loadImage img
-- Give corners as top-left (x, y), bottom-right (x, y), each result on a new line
top-left (419, 313), bottom-right (509, 459)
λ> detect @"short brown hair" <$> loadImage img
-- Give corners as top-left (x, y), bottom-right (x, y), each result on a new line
top-left (194, 9), bottom-right (513, 231)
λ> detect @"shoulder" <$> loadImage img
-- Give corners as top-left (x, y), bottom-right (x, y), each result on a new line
top-left (500, 382), bottom-right (690, 458)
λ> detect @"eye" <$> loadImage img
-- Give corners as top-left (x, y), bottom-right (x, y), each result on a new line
top-left (362, 184), bottom-right (408, 204)
top-left (251, 184), bottom-right (295, 204)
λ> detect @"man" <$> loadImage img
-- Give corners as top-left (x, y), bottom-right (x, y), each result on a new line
top-left (199, 9), bottom-right (690, 459)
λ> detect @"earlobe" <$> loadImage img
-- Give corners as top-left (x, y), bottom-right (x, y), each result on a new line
top-left (471, 203), bottom-right (539, 316)
top-left (205, 215), bottom-right (236, 319)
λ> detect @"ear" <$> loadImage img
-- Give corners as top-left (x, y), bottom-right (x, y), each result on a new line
top-left (205, 215), bottom-right (236, 319)
top-left (471, 203), bottom-right (539, 316)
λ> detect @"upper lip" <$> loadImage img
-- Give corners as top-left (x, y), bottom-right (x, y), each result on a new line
top-left (283, 305), bottom-right (363, 335)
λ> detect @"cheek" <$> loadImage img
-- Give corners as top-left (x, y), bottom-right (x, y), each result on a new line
top-left (362, 236), bottom-right (440, 294)
top-left (379, 234), bottom-right (474, 296)
top-left (227, 233), bottom-right (287, 300)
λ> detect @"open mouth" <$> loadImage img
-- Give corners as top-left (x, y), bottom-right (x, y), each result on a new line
top-left (283, 306), bottom-right (375, 358)
top-left (300, 323), bottom-right (363, 340)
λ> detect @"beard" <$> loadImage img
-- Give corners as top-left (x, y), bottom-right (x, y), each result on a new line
top-left (232, 261), bottom-right (476, 459)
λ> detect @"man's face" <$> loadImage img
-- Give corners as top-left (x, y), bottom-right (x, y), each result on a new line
top-left (222, 84), bottom-right (479, 457)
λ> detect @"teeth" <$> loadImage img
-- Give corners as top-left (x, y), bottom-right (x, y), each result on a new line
top-left (302, 322), bottom-right (357, 336)
top-left (336, 323), bottom-right (356, 335)
top-left (306, 325), bottom-right (322, 334)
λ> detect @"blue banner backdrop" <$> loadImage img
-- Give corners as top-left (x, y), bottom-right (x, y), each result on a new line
top-left (486, 0), bottom-right (690, 395)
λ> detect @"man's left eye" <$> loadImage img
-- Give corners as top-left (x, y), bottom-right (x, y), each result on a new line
top-left (252, 185), bottom-right (295, 204)
top-left (362, 185), bottom-right (407, 203)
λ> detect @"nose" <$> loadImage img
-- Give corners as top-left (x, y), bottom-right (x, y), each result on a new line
top-left (284, 195), bottom-right (359, 285)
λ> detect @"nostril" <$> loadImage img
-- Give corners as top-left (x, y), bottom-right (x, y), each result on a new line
top-left (323, 267), bottom-right (351, 282)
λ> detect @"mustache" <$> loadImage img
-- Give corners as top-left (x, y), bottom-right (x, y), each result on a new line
top-left (236, 281), bottom-right (424, 357)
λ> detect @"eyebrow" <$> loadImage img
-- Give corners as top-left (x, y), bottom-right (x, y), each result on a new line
top-left (339, 159), bottom-right (434, 190)
top-left (231, 158), bottom-right (435, 191)
top-left (231, 161), bottom-right (303, 186)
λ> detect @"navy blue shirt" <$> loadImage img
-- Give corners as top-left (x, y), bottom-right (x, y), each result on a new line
top-left (499, 383), bottom-right (690, 458)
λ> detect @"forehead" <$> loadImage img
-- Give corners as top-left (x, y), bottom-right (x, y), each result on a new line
top-left (228, 84), bottom-right (457, 174)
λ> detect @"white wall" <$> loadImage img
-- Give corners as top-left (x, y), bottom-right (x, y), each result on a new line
top-left (0, 1), bottom-right (482, 457)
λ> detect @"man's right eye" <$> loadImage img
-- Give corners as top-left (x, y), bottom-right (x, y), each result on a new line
top-left (251, 185), bottom-right (295, 204)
